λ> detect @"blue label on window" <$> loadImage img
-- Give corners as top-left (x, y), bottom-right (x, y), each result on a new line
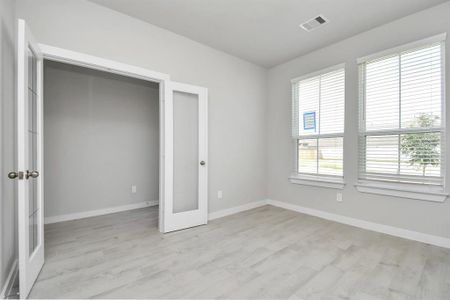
top-left (303, 112), bottom-right (316, 131)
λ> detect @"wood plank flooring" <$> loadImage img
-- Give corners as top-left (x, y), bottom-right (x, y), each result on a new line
top-left (29, 205), bottom-right (450, 299)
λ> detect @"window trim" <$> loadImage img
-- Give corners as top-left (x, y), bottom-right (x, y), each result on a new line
top-left (357, 33), bottom-right (446, 64)
top-left (289, 173), bottom-right (345, 189)
top-left (291, 63), bottom-right (346, 84)
top-left (291, 63), bottom-right (346, 181)
top-left (357, 34), bottom-right (448, 201)
top-left (355, 181), bottom-right (448, 202)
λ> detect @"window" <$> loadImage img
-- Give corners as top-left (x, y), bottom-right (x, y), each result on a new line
top-left (358, 37), bottom-right (446, 198)
top-left (291, 65), bottom-right (345, 181)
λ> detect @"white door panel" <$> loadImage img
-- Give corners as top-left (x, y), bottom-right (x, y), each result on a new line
top-left (17, 19), bottom-right (44, 298)
top-left (163, 82), bottom-right (208, 232)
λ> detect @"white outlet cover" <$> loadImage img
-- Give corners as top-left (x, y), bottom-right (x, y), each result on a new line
top-left (131, 185), bottom-right (137, 193)
top-left (336, 193), bottom-right (343, 202)
top-left (218, 190), bottom-right (223, 199)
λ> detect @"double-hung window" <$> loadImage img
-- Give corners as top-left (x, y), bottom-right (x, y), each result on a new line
top-left (291, 65), bottom-right (345, 187)
top-left (358, 35), bottom-right (447, 201)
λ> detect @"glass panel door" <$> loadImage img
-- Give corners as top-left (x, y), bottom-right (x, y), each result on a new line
top-left (162, 81), bottom-right (208, 233)
top-left (17, 19), bottom-right (44, 298)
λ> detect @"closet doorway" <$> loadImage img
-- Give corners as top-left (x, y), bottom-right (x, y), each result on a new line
top-left (43, 61), bottom-right (161, 226)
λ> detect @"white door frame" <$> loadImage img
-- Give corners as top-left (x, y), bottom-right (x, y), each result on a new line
top-left (38, 44), bottom-right (171, 232)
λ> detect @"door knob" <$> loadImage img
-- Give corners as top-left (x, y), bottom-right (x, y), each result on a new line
top-left (200, 161), bottom-right (206, 166)
top-left (26, 170), bottom-right (39, 179)
top-left (8, 171), bottom-right (20, 179)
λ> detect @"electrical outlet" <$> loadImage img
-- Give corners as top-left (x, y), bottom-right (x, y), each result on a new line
top-left (218, 190), bottom-right (223, 199)
top-left (131, 185), bottom-right (137, 194)
top-left (336, 192), bottom-right (343, 202)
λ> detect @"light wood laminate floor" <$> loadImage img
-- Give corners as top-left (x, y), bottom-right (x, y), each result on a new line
top-left (30, 205), bottom-right (450, 299)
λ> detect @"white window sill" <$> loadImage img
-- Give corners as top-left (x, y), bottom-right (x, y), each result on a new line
top-left (289, 174), bottom-right (345, 189)
top-left (355, 181), bottom-right (448, 202)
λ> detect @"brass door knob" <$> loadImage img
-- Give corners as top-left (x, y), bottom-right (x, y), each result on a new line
top-left (26, 170), bottom-right (39, 179)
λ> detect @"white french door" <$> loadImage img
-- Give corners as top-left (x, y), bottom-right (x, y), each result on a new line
top-left (17, 19), bottom-right (44, 298)
top-left (162, 81), bottom-right (208, 232)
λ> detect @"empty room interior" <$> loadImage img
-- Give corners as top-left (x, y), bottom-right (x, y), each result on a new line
top-left (44, 61), bottom-right (160, 226)
top-left (1, 0), bottom-right (450, 299)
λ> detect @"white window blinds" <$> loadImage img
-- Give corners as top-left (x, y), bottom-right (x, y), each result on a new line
top-left (292, 67), bottom-right (345, 176)
top-left (359, 42), bottom-right (445, 186)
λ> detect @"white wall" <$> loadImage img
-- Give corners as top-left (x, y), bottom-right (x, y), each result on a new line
top-left (16, 0), bottom-right (268, 214)
top-left (44, 61), bottom-right (159, 218)
top-left (0, 0), bottom-right (17, 294)
top-left (267, 2), bottom-right (450, 238)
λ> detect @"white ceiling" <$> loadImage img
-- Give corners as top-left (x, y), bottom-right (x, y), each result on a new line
top-left (88, 0), bottom-right (448, 67)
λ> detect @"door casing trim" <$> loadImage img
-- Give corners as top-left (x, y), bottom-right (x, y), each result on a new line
top-left (39, 44), bottom-right (170, 232)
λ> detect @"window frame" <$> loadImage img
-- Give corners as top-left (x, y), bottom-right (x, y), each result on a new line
top-left (290, 64), bottom-right (346, 188)
top-left (357, 33), bottom-right (448, 202)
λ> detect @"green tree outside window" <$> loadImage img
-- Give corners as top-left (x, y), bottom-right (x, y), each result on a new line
top-left (400, 114), bottom-right (440, 176)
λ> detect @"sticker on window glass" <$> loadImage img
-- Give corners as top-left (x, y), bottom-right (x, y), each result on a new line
top-left (303, 112), bottom-right (316, 131)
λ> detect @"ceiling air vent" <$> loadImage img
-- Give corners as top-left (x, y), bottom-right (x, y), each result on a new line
top-left (300, 15), bottom-right (329, 32)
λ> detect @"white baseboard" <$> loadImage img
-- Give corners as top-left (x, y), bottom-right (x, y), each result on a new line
top-left (0, 259), bottom-right (18, 299)
top-left (43, 197), bottom-right (450, 249)
top-left (208, 200), bottom-right (268, 220)
top-left (267, 199), bottom-right (450, 249)
top-left (45, 200), bottom-right (159, 224)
